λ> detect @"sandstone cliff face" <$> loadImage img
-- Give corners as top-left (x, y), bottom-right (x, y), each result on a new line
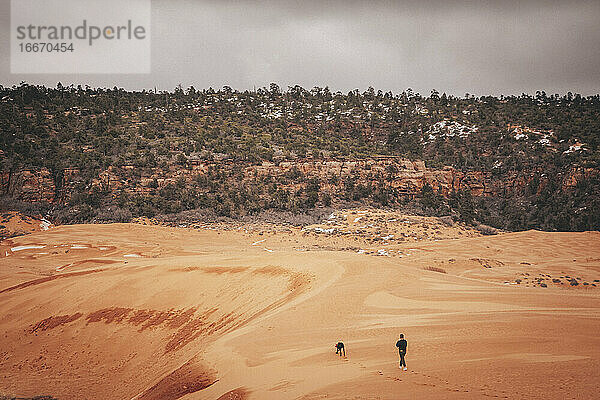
top-left (1, 158), bottom-right (491, 203)
top-left (239, 158), bottom-right (489, 197)
top-left (1, 158), bottom-right (595, 205)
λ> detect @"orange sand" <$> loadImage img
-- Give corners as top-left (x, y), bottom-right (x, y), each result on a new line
top-left (0, 217), bottom-right (599, 399)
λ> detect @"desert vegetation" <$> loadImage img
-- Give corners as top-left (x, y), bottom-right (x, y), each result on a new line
top-left (1, 83), bottom-right (599, 231)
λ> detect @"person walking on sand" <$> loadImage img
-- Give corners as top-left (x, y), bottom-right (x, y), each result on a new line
top-left (396, 334), bottom-right (407, 370)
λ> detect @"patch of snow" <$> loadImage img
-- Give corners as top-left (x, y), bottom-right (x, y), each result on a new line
top-left (426, 120), bottom-right (478, 140)
top-left (377, 249), bottom-right (389, 256)
top-left (353, 217), bottom-right (363, 223)
top-left (252, 239), bottom-right (266, 246)
top-left (511, 126), bottom-right (554, 147)
top-left (381, 235), bottom-right (394, 240)
top-left (11, 245), bottom-right (45, 252)
top-left (70, 245), bottom-right (88, 249)
top-left (263, 248), bottom-right (274, 253)
top-left (538, 137), bottom-right (551, 146)
top-left (124, 254), bottom-right (142, 258)
top-left (313, 227), bottom-right (335, 234)
top-left (40, 219), bottom-right (52, 231)
top-left (563, 143), bottom-right (587, 154)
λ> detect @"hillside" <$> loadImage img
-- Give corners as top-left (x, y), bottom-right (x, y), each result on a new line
top-left (1, 84), bottom-right (599, 231)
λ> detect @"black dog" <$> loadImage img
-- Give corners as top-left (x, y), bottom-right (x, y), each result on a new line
top-left (335, 342), bottom-right (345, 357)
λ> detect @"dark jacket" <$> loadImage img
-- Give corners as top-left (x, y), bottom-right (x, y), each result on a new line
top-left (396, 339), bottom-right (407, 353)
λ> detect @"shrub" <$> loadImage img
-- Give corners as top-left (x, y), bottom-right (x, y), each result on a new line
top-left (424, 266), bottom-right (447, 274)
top-left (95, 207), bottom-right (132, 223)
top-left (439, 216), bottom-right (454, 226)
top-left (476, 224), bottom-right (498, 235)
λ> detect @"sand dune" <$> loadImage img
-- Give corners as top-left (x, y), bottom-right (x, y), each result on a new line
top-left (1, 220), bottom-right (599, 399)
top-left (1, 211), bottom-right (53, 240)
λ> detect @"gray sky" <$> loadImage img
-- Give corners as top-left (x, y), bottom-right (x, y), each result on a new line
top-left (1, 0), bottom-right (600, 96)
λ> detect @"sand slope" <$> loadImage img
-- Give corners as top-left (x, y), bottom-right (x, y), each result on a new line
top-left (1, 222), bottom-right (599, 399)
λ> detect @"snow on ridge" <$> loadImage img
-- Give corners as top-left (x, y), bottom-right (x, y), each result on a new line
top-left (510, 125), bottom-right (554, 147)
top-left (564, 142), bottom-right (587, 154)
top-left (426, 120), bottom-right (478, 140)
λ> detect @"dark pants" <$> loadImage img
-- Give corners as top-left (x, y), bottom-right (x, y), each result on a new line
top-left (399, 351), bottom-right (406, 367)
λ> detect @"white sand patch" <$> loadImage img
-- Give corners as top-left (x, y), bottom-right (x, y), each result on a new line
top-left (252, 239), bottom-right (267, 246)
top-left (263, 248), bottom-right (274, 253)
top-left (124, 254), bottom-right (142, 258)
top-left (70, 245), bottom-right (88, 249)
top-left (99, 247), bottom-right (110, 250)
top-left (11, 245), bottom-right (45, 252)
top-left (377, 249), bottom-right (389, 256)
top-left (353, 217), bottom-right (363, 223)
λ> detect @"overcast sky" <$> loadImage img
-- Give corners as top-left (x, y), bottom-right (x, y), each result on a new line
top-left (1, 0), bottom-right (600, 96)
